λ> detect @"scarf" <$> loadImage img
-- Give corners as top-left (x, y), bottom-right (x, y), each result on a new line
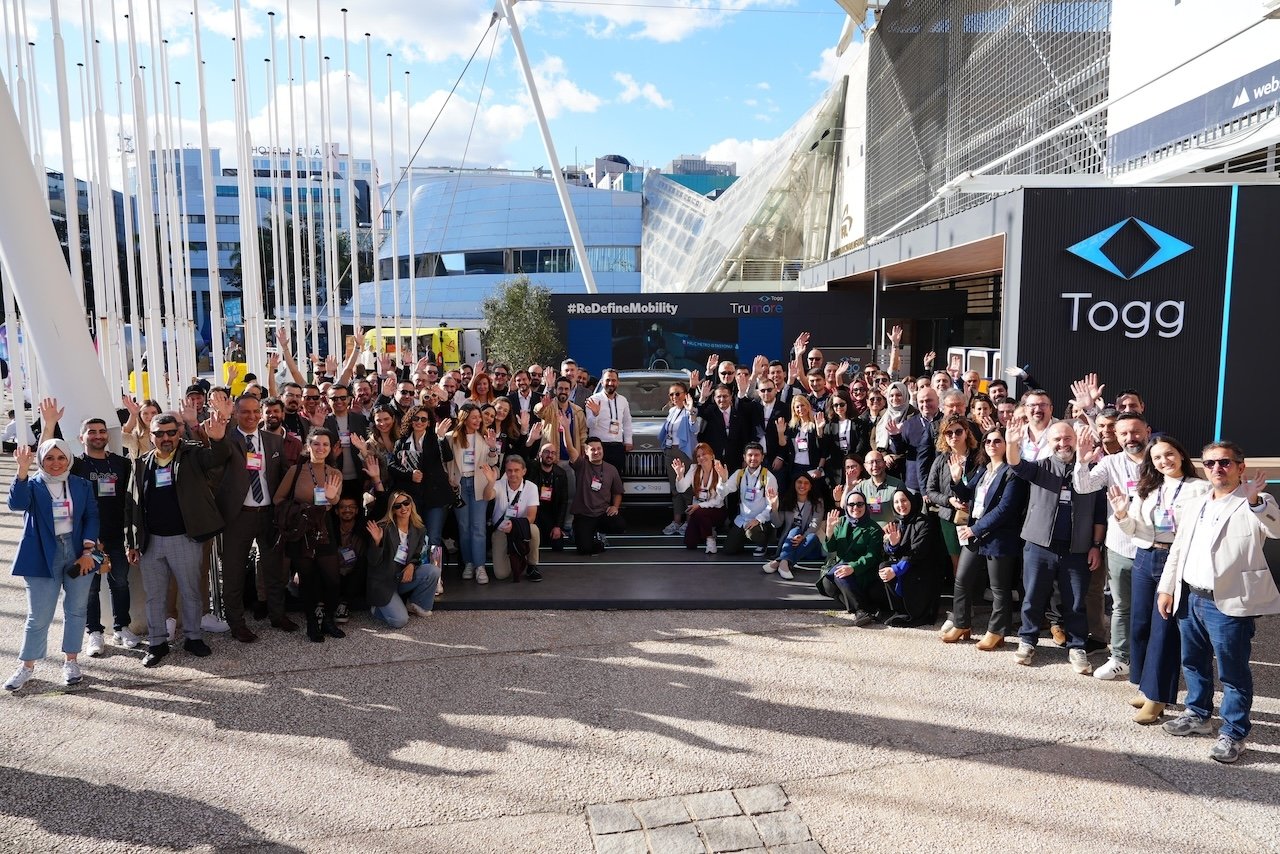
top-left (35, 439), bottom-right (72, 486)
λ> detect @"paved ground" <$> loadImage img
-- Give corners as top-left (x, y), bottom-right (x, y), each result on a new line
top-left (2, 471), bottom-right (1280, 852)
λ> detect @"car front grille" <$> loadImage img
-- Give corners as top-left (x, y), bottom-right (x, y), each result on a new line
top-left (625, 450), bottom-right (666, 479)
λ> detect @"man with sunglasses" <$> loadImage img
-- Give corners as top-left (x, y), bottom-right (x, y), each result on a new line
top-left (490, 364), bottom-right (512, 396)
top-left (130, 411), bottom-right (231, 668)
top-left (1152, 442), bottom-right (1280, 764)
top-left (324, 384), bottom-right (370, 500)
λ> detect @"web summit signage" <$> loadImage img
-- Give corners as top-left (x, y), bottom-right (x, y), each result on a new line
top-left (1017, 185), bottom-right (1280, 453)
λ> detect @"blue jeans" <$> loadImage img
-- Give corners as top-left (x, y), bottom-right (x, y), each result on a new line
top-left (370, 562), bottom-right (443, 629)
top-left (454, 477), bottom-right (488, 568)
top-left (422, 506), bottom-right (447, 549)
top-left (86, 545), bottom-right (131, 634)
top-left (778, 532), bottom-right (823, 566)
top-left (19, 535), bottom-right (94, 661)
top-left (1130, 547), bottom-right (1181, 704)
top-left (1180, 590), bottom-right (1255, 741)
top-left (1020, 543), bottom-right (1090, 649)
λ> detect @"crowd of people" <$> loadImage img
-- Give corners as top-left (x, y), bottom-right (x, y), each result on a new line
top-left (5, 327), bottom-right (1279, 766)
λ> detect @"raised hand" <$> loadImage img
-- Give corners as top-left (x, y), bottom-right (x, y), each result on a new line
top-left (528, 422), bottom-right (544, 442)
top-left (827, 508), bottom-right (841, 529)
top-left (887, 325), bottom-right (903, 347)
top-left (366, 520), bottom-right (384, 545)
top-left (226, 363), bottom-right (240, 383)
top-left (793, 332), bottom-right (810, 357)
top-left (267, 352), bottom-right (280, 373)
top-left (518, 411), bottom-right (530, 433)
top-left (180, 399), bottom-right (199, 427)
top-left (1244, 470), bottom-right (1268, 504)
top-left (1075, 423), bottom-right (1097, 460)
top-left (202, 411), bottom-right (228, 441)
top-left (752, 354), bottom-right (769, 376)
top-left (474, 359), bottom-right (486, 375)
top-left (362, 454), bottom-right (381, 480)
top-left (323, 354), bottom-right (338, 376)
top-left (776, 415), bottom-right (787, 438)
top-left (324, 469), bottom-right (343, 502)
top-left (884, 520), bottom-right (901, 546)
top-left (378, 353), bottom-right (393, 375)
top-left (1107, 485), bottom-right (1129, 518)
top-left (671, 458), bottom-right (686, 478)
top-left (213, 394), bottom-right (234, 421)
top-left (698, 380), bottom-right (712, 401)
top-left (308, 406), bottom-right (328, 428)
top-left (478, 463), bottom-right (497, 483)
top-left (121, 395), bottom-right (141, 416)
top-left (814, 409), bottom-right (826, 429)
top-left (922, 350), bottom-right (937, 369)
top-left (484, 428), bottom-right (499, 450)
top-left (832, 484), bottom-right (846, 504)
top-left (14, 445), bottom-right (34, 477)
top-left (38, 396), bottom-right (64, 426)
top-left (585, 397), bottom-right (601, 416)
top-left (978, 414), bottom-right (997, 433)
top-left (276, 327), bottom-right (291, 352)
top-left (736, 373), bottom-right (751, 396)
top-left (543, 368), bottom-right (557, 389)
top-left (885, 417), bottom-right (901, 437)
top-left (350, 433), bottom-right (368, 453)
top-left (1005, 416), bottom-right (1027, 447)
top-left (714, 460), bottom-right (728, 482)
top-left (949, 452), bottom-right (965, 482)
top-left (705, 353), bottom-right (720, 375)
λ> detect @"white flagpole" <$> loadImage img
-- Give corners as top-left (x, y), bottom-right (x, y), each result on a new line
top-left (315, 2), bottom-right (337, 355)
top-left (232, 0), bottom-right (266, 373)
top-left (286, 0), bottom-right (305, 357)
top-left (386, 51), bottom-right (399, 365)
top-left (77, 60), bottom-right (113, 388)
top-left (300, 33), bottom-right (319, 360)
top-left (341, 8), bottom-right (360, 339)
top-left (147, 0), bottom-right (180, 400)
top-left (113, 0), bottom-right (145, 394)
top-left (365, 31), bottom-right (382, 355)
top-left (268, 12), bottom-right (288, 335)
top-left (265, 56), bottom-right (284, 331)
top-left (192, 0), bottom-right (225, 373)
top-left (49, 0), bottom-right (88, 315)
top-left (404, 69), bottom-right (416, 365)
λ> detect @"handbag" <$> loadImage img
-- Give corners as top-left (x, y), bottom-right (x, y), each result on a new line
top-left (273, 462), bottom-right (306, 545)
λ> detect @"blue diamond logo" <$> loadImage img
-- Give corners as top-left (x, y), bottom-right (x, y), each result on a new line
top-left (1067, 217), bottom-right (1193, 279)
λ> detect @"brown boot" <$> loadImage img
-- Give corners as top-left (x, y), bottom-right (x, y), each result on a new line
top-left (940, 626), bottom-right (971, 643)
top-left (1128, 694), bottom-right (1147, 709)
top-left (975, 631), bottom-right (1004, 651)
top-left (1132, 701), bottom-right (1166, 724)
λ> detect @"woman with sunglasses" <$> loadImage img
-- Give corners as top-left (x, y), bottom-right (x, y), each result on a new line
top-left (4, 440), bottom-right (101, 691)
top-left (815, 491), bottom-right (885, 624)
top-left (1110, 435), bottom-right (1207, 724)
top-left (765, 472), bottom-right (826, 579)
top-left (926, 414), bottom-right (981, 578)
top-left (273, 428), bottom-right (345, 643)
top-left (820, 391), bottom-right (870, 488)
top-left (389, 404), bottom-right (454, 551)
top-left (447, 403), bottom-right (501, 583)
top-left (365, 492), bottom-right (442, 628)
top-left (945, 427), bottom-right (1028, 648)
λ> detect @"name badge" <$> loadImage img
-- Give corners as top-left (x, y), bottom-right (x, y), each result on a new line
top-left (246, 451), bottom-right (263, 472)
top-left (505, 503), bottom-right (519, 519)
top-left (697, 489), bottom-right (709, 501)
top-left (97, 475), bottom-right (117, 497)
top-left (795, 435), bottom-right (809, 452)
top-left (1059, 486), bottom-right (1072, 504)
top-left (1125, 479), bottom-right (1137, 493)
top-left (155, 467), bottom-right (173, 488)
top-left (590, 476), bottom-right (603, 492)
top-left (744, 487), bottom-right (758, 502)
top-left (870, 499), bottom-right (881, 514)
top-left (540, 484), bottom-right (553, 502)
top-left (340, 546), bottom-right (356, 566)
top-left (394, 540), bottom-right (409, 565)
top-left (609, 420), bottom-right (621, 436)
top-left (838, 436), bottom-right (849, 451)
top-left (463, 449), bottom-right (476, 466)
top-left (52, 499), bottom-right (71, 522)
top-left (339, 430), bottom-right (352, 447)
top-left (1154, 508), bottom-right (1175, 534)
top-left (313, 487), bottom-right (329, 506)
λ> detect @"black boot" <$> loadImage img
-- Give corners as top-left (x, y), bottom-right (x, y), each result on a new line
top-left (306, 605), bottom-right (325, 643)
top-left (321, 607), bottom-right (346, 639)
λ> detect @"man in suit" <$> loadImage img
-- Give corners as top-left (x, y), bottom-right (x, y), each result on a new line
top-left (1157, 440), bottom-right (1280, 764)
top-left (698, 383), bottom-right (750, 470)
top-left (217, 395), bottom-right (294, 642)
top-left (888, 386), bottom-right (941, 493)
top-left (323, 384), bottom-right (370, 500)
top-left (506, 369), bottom-right (543, 418)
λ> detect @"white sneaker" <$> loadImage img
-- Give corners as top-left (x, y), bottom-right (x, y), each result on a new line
top-left (705, 537), bottom-right (717, 554)
top-left (407, 603), bottom-right (433, 618)
top-left (1094, 657), bottom-right (1130, 681)
top-left (63, 660), bottom-right (83, 686)
top-left (166, 617), bottom-right (178, 642)
top-left (676, 522), bottom-right (687, 537)
top-left (662, 521), bottom-right (681, 536)
top-left (462, 564), bottom-right (475, 580)
top-left (4, 665), bottom-right (35, 692)
top-left (201, 614), bottom-right (230, 633)
top-left (778, 565), bottom-right (794, 580)
top-left (435, 578), bottom-right (444, 597)
top-left (476, 566), bottom-right (490, 585)
top-left (1015, 642), bottom-right (1036, 665)
top-left (114, 628), bottom-right (142, 649)
top-left (1069, 648), bottom-right (1094, 675)
top-left (762, 561), bottom-right (779, 574)
top-left (86, 632), bottom-right (106, 658)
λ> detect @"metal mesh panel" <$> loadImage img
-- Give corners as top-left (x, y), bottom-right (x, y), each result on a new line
top-left (866, 0), bottom-right (1112, 237)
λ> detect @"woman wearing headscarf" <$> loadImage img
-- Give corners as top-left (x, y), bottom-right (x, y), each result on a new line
top-left (815, 489), bottom-right (885, 623)
top-left (876, 381), bottom-right (915, 480)
top-left (878, 488), bottom-right (944, 627)
top-left (4, 440), bottom-right (101, 691)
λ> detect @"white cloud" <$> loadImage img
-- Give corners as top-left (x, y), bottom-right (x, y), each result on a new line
top-left (613, 73), bottom-right (672, 110)
top-left (529, 56), bottom-right (603, 120)
top-left (809, 46), bottom-right (840, 83)
top-left (756, 82), bottom-right (771, 91)
top-left (744, 98), bottom-right (759, 108)
top-left (556, 0), bottom-right (794, 44)
top-left (703, 135), bottom-right (780, 175)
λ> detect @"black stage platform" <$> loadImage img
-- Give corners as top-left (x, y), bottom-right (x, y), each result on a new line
top-left (433, 525), bottom-right (833, 612)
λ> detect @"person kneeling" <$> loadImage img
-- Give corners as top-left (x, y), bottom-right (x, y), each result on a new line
top-left (366, 492), bottom-right (442, 628)
top-left (566, 437), bottom-right (624, 555)
top-left (489, 455), bottom-right (542, 581)
top-left (716, 443), bottom-right (777, 556)
top-left (815, 493), bottom-right (885, 624)
top-left (878, 489), bottom-right (945, 627)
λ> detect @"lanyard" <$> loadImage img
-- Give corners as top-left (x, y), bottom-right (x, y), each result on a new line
top-left (1157, 478), bottom-right (1185, 510)
top-left (505, 482), bottom-right (523, 506)
top-left (607, 396), bottom-right (617, 421)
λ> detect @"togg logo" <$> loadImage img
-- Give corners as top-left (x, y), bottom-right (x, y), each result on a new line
top-left (1061, 217), bottom-right (1193, 339)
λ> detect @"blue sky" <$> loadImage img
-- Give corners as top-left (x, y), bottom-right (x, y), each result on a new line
top-left (17, 0), bottom-right (853, 188)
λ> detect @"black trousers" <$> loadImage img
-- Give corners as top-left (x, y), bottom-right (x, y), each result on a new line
top-left (221, 508), bottom-right (284, 626)
top-left (573, 513), bottom-right (626, 554)
top-left (952, 544), bottom-right (1019, 635)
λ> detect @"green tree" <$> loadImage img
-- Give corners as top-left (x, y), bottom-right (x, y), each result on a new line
top-left (481, 276), bottom-right (562, 369)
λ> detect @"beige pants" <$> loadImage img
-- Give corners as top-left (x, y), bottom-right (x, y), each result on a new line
top-left (492, 525), bottom-right (541, 580)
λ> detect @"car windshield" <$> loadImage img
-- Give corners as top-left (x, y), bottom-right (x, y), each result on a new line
top-left (615, 377), bottom-right (681, 417)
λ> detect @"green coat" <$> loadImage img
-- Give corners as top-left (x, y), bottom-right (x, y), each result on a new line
top-left (820, 517), bottom-right (884, 588)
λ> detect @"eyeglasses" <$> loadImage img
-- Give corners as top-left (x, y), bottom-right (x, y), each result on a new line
top-left (848, 502), bottom-right (867, 508)
top-left (494, 372), bottom-right (509, 378)
top-left (668, 391), bottom-right (683, 397)
top-left (984, 438), bottom-right (1005, 445)
top-left (152, 428), bottom-right (179, 437)
top-left (1202, 458), bottom-right (1238, 469)
top-left (807, 356), bottom-right (822, 361)
top-left (398, 390), bottom-right (415, 396)
top-left (946, 428), bottom-right (967, 437)
top-left (392, 500), bottom-right (411, 510)
top-left (868, 397), bottom-right (885, 404)
top-left (831, 402), bottom-right (847, 409)
top-left (758, 387), bottom-right (775, 393)
top-left (303, 395), bottom-right (320, 401)
top-left (329, 395), bottom-right (349, 402)
top-left (412, 416), bottom-right (431, 423)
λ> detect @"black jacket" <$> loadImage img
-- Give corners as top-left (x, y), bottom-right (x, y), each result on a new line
top-left (133, 437), bottom-right (231, 551)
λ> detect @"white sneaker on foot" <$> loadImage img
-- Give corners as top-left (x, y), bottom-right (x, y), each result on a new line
top-left (407, 603), bottom-right (433, 618)
top-left (476, 566), bottom-right (490, 585)
top-left (462, 564), bottom-right (475, 580)
top-left (778, 564), bottom-right (794, 580)
top-left (114, 628), bottom-right (142, 649)
top-left (705, 537), bottom-right (717, 554)
top-left (201, 614), bottom-right (230, 633)
top-left (4, 665), bottom-right (35, 692)
top-left (1069, 648), bottom-right (1094, 675)
top-left (762, 561), bottom-right (779, 574)
top-left (63, 660), bottom-right (82, 686)
top-left (1093, 657), bottom-right (1130, 681)
top-left (1015, 642), bottom-right (1036, 665)
top-left (86, 632), bottom-right (106, 658)
top-left (662, 521), bottom-right (681, 536)
top-left (676, 522), bottom-right (687, 537)
top-left (166, 618), bottom-right (178, 642)
top-left (435, 578), bottom-right (444, 597)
